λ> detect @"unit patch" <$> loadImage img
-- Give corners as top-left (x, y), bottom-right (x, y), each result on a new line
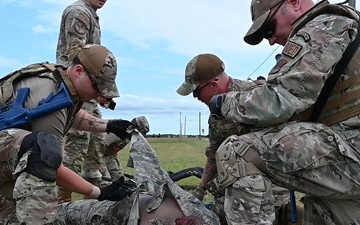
top-left (74, 21), bottom-right (86, 35)
top-left (296, 31), bottom-right (310, 42)
top-left (282, 41), bottom-right (302, 58)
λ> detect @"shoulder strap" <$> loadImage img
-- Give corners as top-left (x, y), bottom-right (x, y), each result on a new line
top-left (308, 11), bottom-right (360, 122)
top-left (40, 63), bottom-right (67, 86)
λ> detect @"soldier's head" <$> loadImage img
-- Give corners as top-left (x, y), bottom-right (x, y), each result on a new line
top-left (176, 53), bottom-right (230, 105)
top-left (71, 44), bottom-right (119, 104)
top-left (131, 116), bottom-right (150, 135)
top-left (244, 0), bottom-right (314, 46)
top-left (86, 0), bottom-right (107, 10)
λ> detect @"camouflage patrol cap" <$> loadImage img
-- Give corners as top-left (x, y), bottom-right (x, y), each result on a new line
top-left (78, 44), bottom-right (120, 98)
top-left (176, 54), bottom-right (224, 96)
top-left (131, 116), bottom-right (150, 135)
top-left (244, 0), bottom-right (283, 45)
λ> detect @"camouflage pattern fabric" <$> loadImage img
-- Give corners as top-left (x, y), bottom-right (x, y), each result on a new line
top-left (0, 129), bottom-right (58, 225)
top-left (0, 73), bottom-right (82, 224)
top-left (56, 0), bottom-right (101, 67)
top-left (101, 155), bottom-right (124, 181)
top-left (128, 132), bottom-right (220, 225)
top-left (55, 131), bottom-right (220, 225)
top-left (100, 116), bottom-right (150, 180)
top-left (217, 5), bottom-right (360, 224)
top-left (205, 77), bottom-right (291, 223)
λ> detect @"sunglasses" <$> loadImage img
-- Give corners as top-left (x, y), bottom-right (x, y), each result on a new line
top-left (260, 1), bottom-right (283, 39)
top-left (193, 78), bottom-right (218, 98)
top-left (86, 72), bottom-right (99, 91)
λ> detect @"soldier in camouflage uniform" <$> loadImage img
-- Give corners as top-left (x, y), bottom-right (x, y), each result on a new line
top-left (55, 130), bottom-right (220, 225)
top-left (101, 116), bottom-right (150, 180)
top-left (56, 0), bottom-right (108, 202)
top-left (205, 0), bottom-right (360, 224)
top-left (177, 53), bottom-right (299, 225)
top-left (0, 44), bottom-right (137, 224)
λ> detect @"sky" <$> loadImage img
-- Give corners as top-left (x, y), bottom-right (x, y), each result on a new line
top-left (0, 0), bottom-right (350, 135)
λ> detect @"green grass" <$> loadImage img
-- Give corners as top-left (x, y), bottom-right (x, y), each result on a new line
top-left (73, 137), bottom-right (304, 202)
top-left (118, 137), bottom-right (208, 188)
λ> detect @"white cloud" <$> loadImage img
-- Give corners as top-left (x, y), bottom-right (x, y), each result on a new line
top-left (0, 55), bottom-right (21, 68)
top-left (32, 24), bottom-right (47, 33)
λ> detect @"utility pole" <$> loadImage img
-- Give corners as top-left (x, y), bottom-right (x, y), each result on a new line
top-left (349, 0), bottom-right (356, 8)
top-left (184, 116), bottom-right (187, 136)
top-left (198, 112), bottom-right (201, 140)
top-left (180, 112), bottom-right (182, 138)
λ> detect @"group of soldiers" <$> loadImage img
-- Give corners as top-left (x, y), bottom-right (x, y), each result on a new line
top-left (1, 0), bottom-right (360, 224)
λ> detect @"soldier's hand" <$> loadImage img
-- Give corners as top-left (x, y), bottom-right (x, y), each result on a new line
top-left (98, 176), bottom-right (136, 201)
top-left (209, 93), bottom-right (226, 119)
top-left (106, 119), bottom-right (137, 139)
top-left (193, 185), bottom-right (206, 201)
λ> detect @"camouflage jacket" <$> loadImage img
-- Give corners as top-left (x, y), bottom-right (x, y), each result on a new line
top-left (206, 77), bottom-right (264, 160)
top-left (221, 1), bottom-right (360, 130)
top-left (56, 0), bottom-right (101, 66)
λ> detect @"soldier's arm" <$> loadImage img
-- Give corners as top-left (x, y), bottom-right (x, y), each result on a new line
top-left (221, 15), bottom-right (357, 127)
top-left (71, 109), bottom-right (107, 132)
top-left (56, 163), bottom-right (94, 195)
top-left (62, 8), bottom-right (91, 61)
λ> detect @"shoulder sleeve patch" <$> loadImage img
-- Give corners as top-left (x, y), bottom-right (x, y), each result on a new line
top-left (74, 21), bottom-right (86, 35)
top-left (282, 41), bottom-right (302, 58)
top-left (296, 31), bottom-right (310, 42)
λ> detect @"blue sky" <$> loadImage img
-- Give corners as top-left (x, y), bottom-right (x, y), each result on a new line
top-left (0, 0), bottom-right (347, 135)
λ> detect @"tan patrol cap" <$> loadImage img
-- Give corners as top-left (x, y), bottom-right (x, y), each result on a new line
top-left (244, 0), bottom-right (283, 45)
top-left (78, 44), bottom-right (120, 98)
top-left (176, 54), bottom-right (225, 96)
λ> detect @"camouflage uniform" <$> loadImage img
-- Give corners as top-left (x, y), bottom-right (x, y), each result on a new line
top-left (55, 131), bottom-right (220, 225)
top-left (100, 116), bottom-right (150, 181)
top-left (212, 1), bottom-right (360, 224)
top-left (56, 0), bottom-right (105, 202)
top-left (0, 65), bottom-right (83, 224)
top-left (0, 45), bottom-right (119, 224)
top-left (177, 53), bottom-right (294, 224)
top-left (206, 78), bottom-right (292, 224)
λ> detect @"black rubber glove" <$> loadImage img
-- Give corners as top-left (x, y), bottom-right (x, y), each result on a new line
top-left (106, 119), bottom-right (136, 139)
top-left (208, 93), bottom-right (227, 119)
top-left (98, 176), bottom-right (136, 201)
top-left (193, 186), bottom-right (206, 201)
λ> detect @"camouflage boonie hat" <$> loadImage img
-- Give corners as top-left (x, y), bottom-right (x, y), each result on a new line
top-left (244, 0), bottom-right (283, 45)
top-left (131, 116), bottom-right (150, 135)
top-left (78, 44), bottom-right (120, 98)
top-left (176, 54), bottom-right (225, 96)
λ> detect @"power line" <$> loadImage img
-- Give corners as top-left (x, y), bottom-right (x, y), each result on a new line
top-left (247, 45), bottom-right (280, 80)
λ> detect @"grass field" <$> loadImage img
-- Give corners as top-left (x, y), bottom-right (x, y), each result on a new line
top-left (74, 137), bottom-right (304, 201)
top-left (118, 137), bottom-right (208, 188)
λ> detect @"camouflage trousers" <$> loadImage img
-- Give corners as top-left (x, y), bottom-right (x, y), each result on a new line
top-left (100, 154), bottom-right (124, 181)
top-left (216, 121), bottom-right (360, 225)
top-left (0, 129), bottom-right (57, 225)
top-left (210, 187), bottom-right (292, 225)
top-left (59, 101), bottom-right (105, 202)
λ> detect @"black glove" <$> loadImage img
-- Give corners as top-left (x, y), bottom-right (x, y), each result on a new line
top-left (106, 119), bottom-right (136, 139)
top-left (98, 176), bottom-right (137, 201)
top-left (209, 93), bottom-right (226, 119)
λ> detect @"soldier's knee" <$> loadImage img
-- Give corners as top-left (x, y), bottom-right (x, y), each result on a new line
top-left (215, 135), bottom-right (267, 189)
top-left (18, 131), bottom-right (62, 182)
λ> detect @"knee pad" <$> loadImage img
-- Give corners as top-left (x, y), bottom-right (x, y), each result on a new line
top-left (19, 131), bottom-right (62, 182)
top-left (215, 135), bottom-right (266, 189)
